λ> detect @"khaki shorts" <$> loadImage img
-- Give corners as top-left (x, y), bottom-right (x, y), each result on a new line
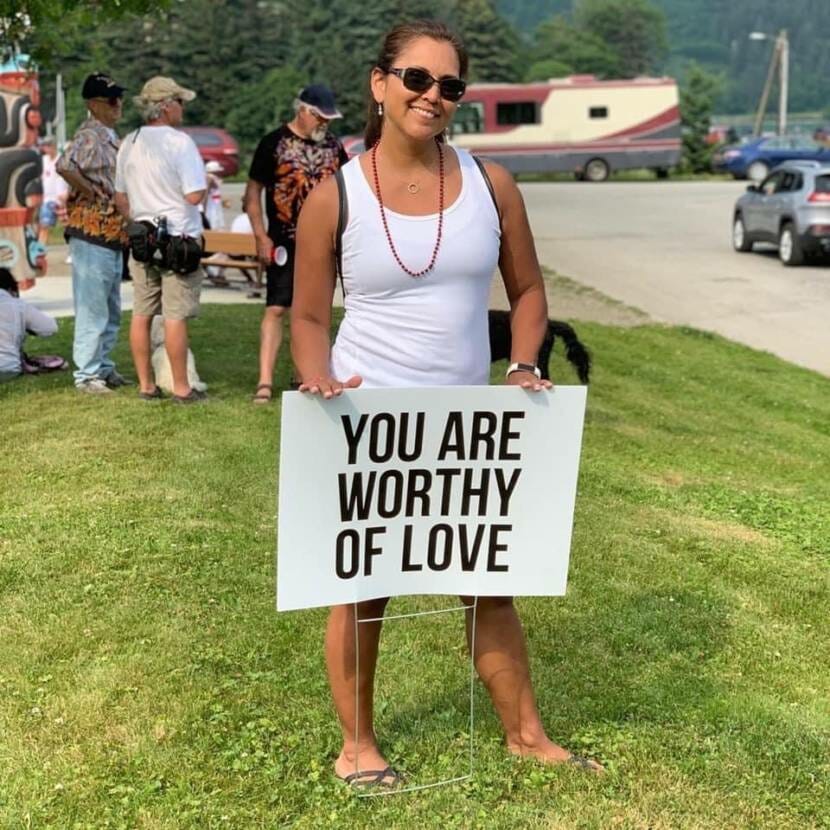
top-left (133, 264), bottom-right (204, 321)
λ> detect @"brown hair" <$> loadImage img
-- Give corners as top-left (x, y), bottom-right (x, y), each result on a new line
top-left (364, 20), bottom-right (469, 148)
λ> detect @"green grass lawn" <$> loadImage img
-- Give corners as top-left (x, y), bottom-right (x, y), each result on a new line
top-left (1, 306), bottom-right (828, 829)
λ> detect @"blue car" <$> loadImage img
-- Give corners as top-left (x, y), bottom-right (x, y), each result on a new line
top-left (715, 135), bottom-right (830, 182)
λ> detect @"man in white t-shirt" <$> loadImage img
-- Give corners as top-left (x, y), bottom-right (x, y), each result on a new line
top-left (115, 76), bottom-right (207, 404)
top-left (37, 137), bottom-right (69, 246)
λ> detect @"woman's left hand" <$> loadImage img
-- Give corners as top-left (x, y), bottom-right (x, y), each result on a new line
top-left (506, 371), bottom-right (552, 392)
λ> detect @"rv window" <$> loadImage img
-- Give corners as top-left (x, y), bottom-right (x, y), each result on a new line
top-left (496, 102), bottom-right (538, 126)
top-left (452, 101), bottom-right (485, 134)
top-left (589, 107), bottom-right (609, 119)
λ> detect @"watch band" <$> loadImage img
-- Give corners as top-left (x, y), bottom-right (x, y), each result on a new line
top-left (506, 362), bottom-right (541, 379)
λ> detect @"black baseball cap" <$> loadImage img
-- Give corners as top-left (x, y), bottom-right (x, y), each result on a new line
top-left (298, 84), bottom-right (342, 120)
top-left (82, 72), bottom-right (125, 100)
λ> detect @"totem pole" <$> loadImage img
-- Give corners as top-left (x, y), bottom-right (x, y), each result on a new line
top-left (0, 55), bottom-right (45, 290)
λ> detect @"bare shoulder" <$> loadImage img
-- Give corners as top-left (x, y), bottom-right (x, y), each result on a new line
top-left (297, 174), bottom-right (339, 235)
top-left (471, 157), bottom-right (521, 219)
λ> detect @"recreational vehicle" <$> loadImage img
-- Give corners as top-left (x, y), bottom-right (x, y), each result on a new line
top-left (450, 75), bottom-right (682, 181)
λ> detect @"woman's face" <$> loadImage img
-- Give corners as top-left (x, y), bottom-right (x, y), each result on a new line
top-left (371, 36), bottom-right (462, 142)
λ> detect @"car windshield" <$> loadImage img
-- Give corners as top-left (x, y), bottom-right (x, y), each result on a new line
top-left (188, 131), bottom-right (223, 146)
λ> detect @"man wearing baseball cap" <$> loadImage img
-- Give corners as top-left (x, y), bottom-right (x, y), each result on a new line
top-left (114, 76), bottom-right (207, 403)
top-left (56, 72), bottom-right (131, 395)
top-left (245, 83), bottom-right (348, 403)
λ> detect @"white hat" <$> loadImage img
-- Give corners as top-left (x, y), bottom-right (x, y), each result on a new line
top-left (135, 76), bottom-right (196, 104)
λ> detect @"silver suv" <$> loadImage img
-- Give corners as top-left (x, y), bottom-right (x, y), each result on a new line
top-left (732, 161), bottom-right (830, 266)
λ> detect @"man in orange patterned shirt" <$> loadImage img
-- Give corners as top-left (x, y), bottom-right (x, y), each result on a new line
top-left (57, 73), bottom-right (130, 394)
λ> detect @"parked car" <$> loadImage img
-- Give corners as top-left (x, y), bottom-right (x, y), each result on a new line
top-left (179, 127), bottom-right (239, 176)
top-left (715, 135), bottom-right (830, 182)
top-left (732, 160), bottom-right (830, 266)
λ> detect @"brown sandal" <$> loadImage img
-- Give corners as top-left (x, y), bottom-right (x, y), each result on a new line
top-left (252, 383), bottom-right (273, 404)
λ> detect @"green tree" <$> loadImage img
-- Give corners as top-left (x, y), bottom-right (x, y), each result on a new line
top-left (452, 0), bottom-right (522, 82)
top-left (525, 58), bottom-right (574, 82)
top-left (574, 0), bottom-right (667, 76)
top-left (224, 66), bottom-right (308, 157)
top-left (679, 62), bottom-right (722, 173)
top-left (3, 0), bottom-right (167, 62)
top-left (528, 15), bottom-right (622, 80)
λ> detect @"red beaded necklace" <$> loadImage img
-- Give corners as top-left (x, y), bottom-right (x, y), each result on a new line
top-left (370, 138), bottom-right (444, 278)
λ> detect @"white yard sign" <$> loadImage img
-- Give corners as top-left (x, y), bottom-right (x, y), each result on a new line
top-left (277, 386), bottom-right (587, 612)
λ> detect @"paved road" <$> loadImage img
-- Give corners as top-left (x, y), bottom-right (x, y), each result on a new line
top-left (521, 180), bottom-right (830, 376)
top-left (24, 181), bottom-right (830, 376)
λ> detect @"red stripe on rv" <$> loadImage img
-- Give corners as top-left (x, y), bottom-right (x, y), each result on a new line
top-left (469, 140), bottom-right (681, 154)
top-left (600, 105), bottom-right (680, 140)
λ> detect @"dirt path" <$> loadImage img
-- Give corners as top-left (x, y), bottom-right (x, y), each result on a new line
top-left (489, 268), bottom-right (650, 327)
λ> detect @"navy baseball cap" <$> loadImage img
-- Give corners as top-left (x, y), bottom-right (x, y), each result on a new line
top-left (82, 72), bottom-right (125, 100)
top-left (298, 84), bottom-right (342, 119)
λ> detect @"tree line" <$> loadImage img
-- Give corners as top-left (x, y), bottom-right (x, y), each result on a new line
top-left (20, 0), bottom-right (725, 172)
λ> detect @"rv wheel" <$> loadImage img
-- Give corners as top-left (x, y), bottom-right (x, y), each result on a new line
top-left (584, 158), bottom-right (609, 182)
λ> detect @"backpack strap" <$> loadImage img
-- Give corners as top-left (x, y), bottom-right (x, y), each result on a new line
top-left (334, 167), bottom-right (348, 297)
top-left (472, 155), bottom-right (502, 224)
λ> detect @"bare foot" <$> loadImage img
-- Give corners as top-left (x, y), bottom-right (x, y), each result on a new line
top-left (507, 736), bottom-right (605, 773)
top-left (334, 746), bottom-right (399, 785)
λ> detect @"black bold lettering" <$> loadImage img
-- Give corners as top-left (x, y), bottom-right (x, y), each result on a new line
top-left (470, 411), bottom-right (498, 460)
top-left (341, 414), bottom-right (369, 464)
top-left (398, 412), bottom-right (425, 462)
top-left (405, 469), bottom-right (432, 517)
top-left (494, 468), bottom-right (522, 516)
top-left (487, 524), bottom-right (511, 572)
top-left (368, 413), bottom-right (396, 463)
top-left (459, 524), bottom-right (486, 571)
top-left (438, 411), bottom-right (465, 460)
top-left (363, 526), bottom-right (386, 576)
top-left (427, 524), bottom-right (453, 571)
top-left (338, 472), bottom-right (376, 521)
top-left (401, 524), bottom-right (422, 571)
top-left (335, 529), bottom-right (360, 579)
top-left (499, 412), bottom-right (525, 461)
top-left (377, 470), bottom-right (404, 519)
top-left (461, 468), bottom-right (491, 517)
top-left (435, 468), bottom-right (461, 515)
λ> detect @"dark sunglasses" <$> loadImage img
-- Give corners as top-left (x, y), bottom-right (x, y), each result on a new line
top-left (387, 67), bottom-right (466, 102)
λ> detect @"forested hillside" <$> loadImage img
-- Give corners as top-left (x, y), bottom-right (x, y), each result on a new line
top-left (498, 0), bottom-right (830, 113)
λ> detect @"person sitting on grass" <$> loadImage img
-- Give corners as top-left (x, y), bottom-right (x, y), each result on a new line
top-left (0, 268), bottom-right (65, 381)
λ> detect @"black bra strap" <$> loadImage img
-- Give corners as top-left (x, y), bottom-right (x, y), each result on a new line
top-left (472, 155), bottom-right (501, 224)
top-left (334, 167), bottom-right (348, 297)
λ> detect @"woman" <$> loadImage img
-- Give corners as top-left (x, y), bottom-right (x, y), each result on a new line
top-left (291, 20), bottom-right (602, 785)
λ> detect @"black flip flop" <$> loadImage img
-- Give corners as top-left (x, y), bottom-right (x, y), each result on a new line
top-left (138, 387), bottom-right (165, 401)
top-left (252, 383), bottom-right (273, 403)
top-left (172, 389), bottom-right (207, 405)
top-left (341, 766), bottom-right (403, 789)
top-left (567, 754), bottom-right (604, 773)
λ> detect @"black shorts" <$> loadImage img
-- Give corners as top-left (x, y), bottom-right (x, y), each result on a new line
top-left (265, 243), bottom-right (295, 307)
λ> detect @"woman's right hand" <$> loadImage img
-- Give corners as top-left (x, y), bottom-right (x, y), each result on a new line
top-left (299, 374), bottom-right (362, 399)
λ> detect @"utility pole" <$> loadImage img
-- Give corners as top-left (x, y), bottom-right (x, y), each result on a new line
top-left (750, 29), bottom-right (789, 137)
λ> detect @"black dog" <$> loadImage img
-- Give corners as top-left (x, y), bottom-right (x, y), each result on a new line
top-left (488, 309), bottom-right (591, 383)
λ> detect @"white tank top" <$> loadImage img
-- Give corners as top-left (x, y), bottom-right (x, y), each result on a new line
top-left (331, 148), bottom-right (501, 389)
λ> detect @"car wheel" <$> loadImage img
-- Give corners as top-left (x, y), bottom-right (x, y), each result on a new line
top-left (732, 215), bottom-right (753, 252)
top-left (583, 158), bottom-right (610, 182)
top-left (747, 161), bottom-right (769, 183)
top-left (778, 222), bottom-right (804, 266)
